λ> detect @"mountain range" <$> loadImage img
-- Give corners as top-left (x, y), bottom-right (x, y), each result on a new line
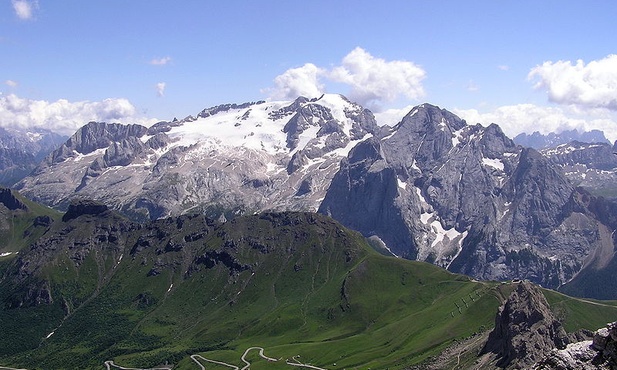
top-left (12, 94), bottom-right (617, 297)
top-left (513, 129), bottom-right (610, 149)
top-left (0, 127), bottom-right (67, 187)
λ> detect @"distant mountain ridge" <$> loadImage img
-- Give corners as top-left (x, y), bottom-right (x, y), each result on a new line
top-left (14, 96), bottom-right (617, 297)
top-left (540, 141), bottom-right (617, 200)
top-left (0, 127), bottom-right (67, 186)
top-left (514, 129), bottom-right (610, 149)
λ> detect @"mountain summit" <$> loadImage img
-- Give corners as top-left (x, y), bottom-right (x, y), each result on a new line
top-left (17, 94), bottom-right (378, 220)
top-left (15, 97), bottom-right (617, 293)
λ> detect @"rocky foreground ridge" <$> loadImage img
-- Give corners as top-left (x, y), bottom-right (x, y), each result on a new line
top-left (534, 321), bottom-right (617, 369)
top-left (451, 280), bottom-right (617, 369)
top-left (14, 95), bottom-right (617, 295)
top-left (481, 281), bottom-right (570, 368)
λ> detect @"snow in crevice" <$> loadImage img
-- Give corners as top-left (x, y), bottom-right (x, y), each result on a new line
top-left (368, 235), bottom-right (399, 258)
top-left (414, 187), bottom-right (467, 267)
top-left (445, 231), bottom-right (468, 269)
top-left (72, 148), bottom-right (106, 162)
top-left (482, 157), bottom-right (504, 171)
top-left (451, 127), bottom-right (465, 148)
top-left (438, 118), bottom-right (447, 131)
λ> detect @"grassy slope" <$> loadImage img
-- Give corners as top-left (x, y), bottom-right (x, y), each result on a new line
top-left (1, 211), bottom-right (616, 369)
top-left (543, 288), bottom-right (617, 332)
top-left (0, 189), bottom-right (62, 254)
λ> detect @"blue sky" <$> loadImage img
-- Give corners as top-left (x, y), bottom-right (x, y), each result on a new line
top-left (2, 1), bottom-right (617, 140)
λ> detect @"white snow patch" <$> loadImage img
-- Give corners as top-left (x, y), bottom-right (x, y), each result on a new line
top-left (482, 157), bottom-right (504, 171)
top-left (414, 187), bottom-right (428, 205)
top-left (313, 94), bottom-right (356, 136)
top-left (446, 230), bottom-right (468, 269)
top-left (420, 212), bottom-right (432, 224)
top-left (451, 127), bottom-right (465, 148)
top-left (438, 118), bottom-right (447, 131)
top-left (167, 283), bottom-right (173, 293)
top-left (368, 235), bottom-right (399, 258)
top-left (0, 252), bottom-right (13, 257)
top-left (397, 177), bottom-right (407, 190)
top-left (166, 100), bottom-right (289, 155)
top-left (380, 129), bottom-right (396, 141)
top-left (45, 331), bottom-right (55, 339)
top-left (411, 160), bottom-right (420, 171)
top-left (329, 133), bottom-right (372, 158)
top-left (72, 148), bottom-right (106, 162)
top-left (429, 220), bottom-right (461, 249)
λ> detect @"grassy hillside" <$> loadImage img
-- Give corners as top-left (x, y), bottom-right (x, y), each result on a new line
top-left (0, 210), bottom-right (616, 369)
top-left (0, 187), bottom-right (61, 255)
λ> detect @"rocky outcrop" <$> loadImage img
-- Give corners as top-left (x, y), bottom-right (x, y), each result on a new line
top-left (0, 187), bottom-right (28, 211)
top-left (533, 322), bottom-right (617, 369)
top-left (481, 281), bottom-right (569, 369)
top-left (62, 199), bottom-right (110, 221)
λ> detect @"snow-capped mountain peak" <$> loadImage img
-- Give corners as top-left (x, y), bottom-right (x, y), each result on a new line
top-left (17, 94), bottom-right (378, 220)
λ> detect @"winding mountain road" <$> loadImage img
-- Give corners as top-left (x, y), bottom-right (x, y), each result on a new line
top-left (104, 360), bottom-right (172, 370)
top-left (190, 347), bottom-right (327, 370)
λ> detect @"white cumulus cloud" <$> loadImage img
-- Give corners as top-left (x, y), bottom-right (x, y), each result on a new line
top-left (265, 63), bottom-right (325, 101)
top-left (0, 94), bottom-right (155, 135)
top-left (266, 47), bottom-right (426, 111)
top-left (12, 0), bottom-right (37, 20)
top-left (454, 104), bottom-right (617, 142)
top-left (529, 55), bottom-right (617, 110)
top-left (156, 82), bottom-right (166, 97)
top-left (5, 80), bottom-right (18, 87)
top-left (373, 105), bottom-right (415, 127)
top-left (329, 47), bottom-right (426, 110)
top-left (150, 56), bottom-right (172, 66)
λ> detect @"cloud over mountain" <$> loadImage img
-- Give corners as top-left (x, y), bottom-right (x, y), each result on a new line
top-left (267, 63), bottom-right (325, 101)
top-left (529, 55), bottom-right (617, 110)
top-left (266, 47), bottom-right (426, 111)
top-left (0, 94), bottom-right (154, 135)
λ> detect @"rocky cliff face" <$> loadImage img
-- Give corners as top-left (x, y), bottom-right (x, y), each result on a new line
top-left (0, 187), bottom-right (28, 211)
top-left (320, 104), bottom-right (611, 288)
top-left (481, 281), bottom-right (570, 369)
top-left (534, 321), bottom-right (617, 369)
